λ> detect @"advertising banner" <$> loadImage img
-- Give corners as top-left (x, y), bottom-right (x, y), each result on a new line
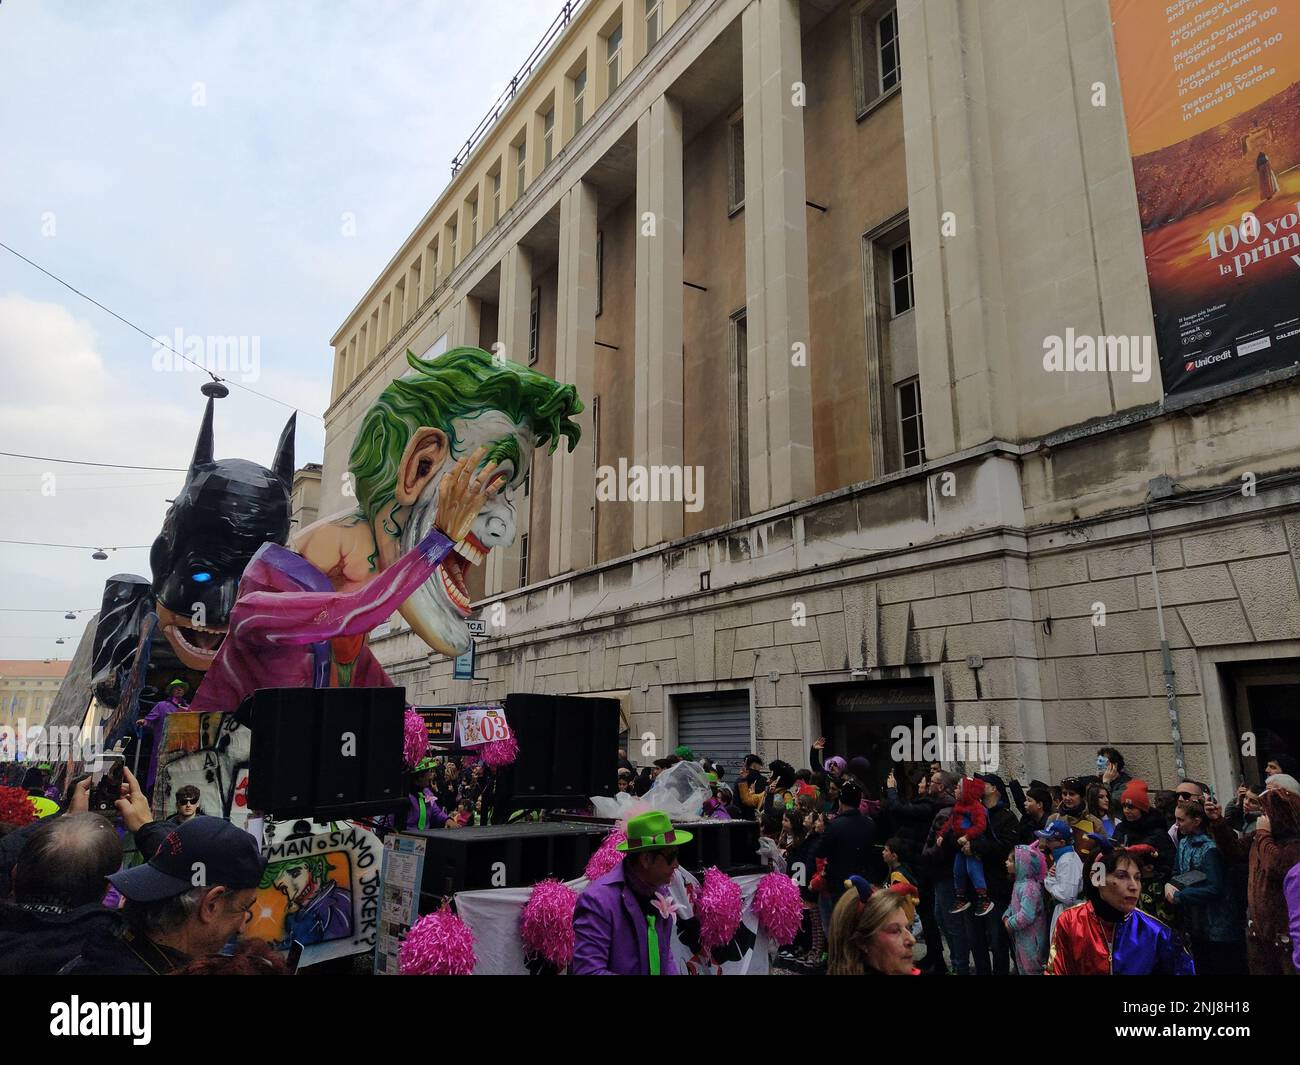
top-left (1109, 0), bottom-right (1300, 395)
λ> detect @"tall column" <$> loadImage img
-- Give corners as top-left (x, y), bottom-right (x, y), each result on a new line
top-left (486, 245), bottom-right (534, 597)
top-left (449, 296), bottom-right (480, 348)
top-left (550, 180), bottom-right (599, 575)
top-left (633, 93), bottom-right (684, 549)
top-left (741, 0), bottom-right (814, 512)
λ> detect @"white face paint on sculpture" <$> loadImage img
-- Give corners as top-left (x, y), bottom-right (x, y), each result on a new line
top-left (397, 410), bottom-right (536, 656)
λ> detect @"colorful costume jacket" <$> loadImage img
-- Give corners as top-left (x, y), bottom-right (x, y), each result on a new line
top-left (1046, 901), bottom-right (1194, 975)
top-left (571, 865), bottom-right (679, 976)
top-left (192, 527), bottom-right (454, 713)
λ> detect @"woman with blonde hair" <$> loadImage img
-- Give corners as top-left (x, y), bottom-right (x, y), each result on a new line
top-left (827, 875), bottom-right (919, 975)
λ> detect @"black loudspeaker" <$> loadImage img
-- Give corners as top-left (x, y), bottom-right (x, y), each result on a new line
top-left (497, 694), bottom-right (618, 810)
top-left (409, 821), bottom-right (612, 896)
top-left (247, 687), bottom-right (405, 819)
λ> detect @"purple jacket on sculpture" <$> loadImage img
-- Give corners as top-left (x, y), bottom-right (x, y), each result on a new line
top-left (571, 864), bottom-right (679, 975)
top-left (191, 527), bottom-right (454, 714)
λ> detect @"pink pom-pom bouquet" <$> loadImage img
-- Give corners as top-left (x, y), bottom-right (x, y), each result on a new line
top-left (519, 878), bottom-right (579, 968)
top-left (751, 870), bottom-right (802, 945)
top-left (399, 906), bottom-right (476, 975)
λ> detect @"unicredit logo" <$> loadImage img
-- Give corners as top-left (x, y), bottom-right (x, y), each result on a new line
top-left (1185, 350), bottom-right (1233, 373)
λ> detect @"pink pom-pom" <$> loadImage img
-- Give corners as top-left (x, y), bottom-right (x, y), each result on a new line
top-left (519, 878), bottom-right (580, 968)
top-left (403, 707), bottom-right (429, 769)
top-left (696, 866), bottom-right (742, 951)
top-left (751, 870), bottom-right (802, 945)
top-left (583, 828), bottom-right (626, 882)
top-left (399, 906), bottom-right (476, 975)
top-left (480, 732), bottom-right (518, 768)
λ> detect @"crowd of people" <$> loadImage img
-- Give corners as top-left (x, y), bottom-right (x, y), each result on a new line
top-left (620, 741), bottom-right (1300, 976)
top-left (3, 736), bottom-right (1298, 977)
top-left (398, 756), bottom-right (497, 830)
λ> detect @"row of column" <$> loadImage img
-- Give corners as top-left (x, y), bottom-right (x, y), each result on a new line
top-left (481, 0), bottom-right (814, 595)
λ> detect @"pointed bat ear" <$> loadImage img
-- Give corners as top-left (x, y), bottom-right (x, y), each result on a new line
top-left (189, 397), bottom-right (216, 477)
top-left (272, 412), bottom-right (296, 488)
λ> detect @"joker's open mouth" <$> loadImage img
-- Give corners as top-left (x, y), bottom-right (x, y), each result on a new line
top-left (435, 533), bottom-right (489, 617)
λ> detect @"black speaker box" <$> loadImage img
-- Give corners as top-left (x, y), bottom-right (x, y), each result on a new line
top-left (247, 686), bottom-right (405, 819)
top-left (495, 693), bottom-right (618, 811)
top-left (408, 821), bottom-right (612, 896)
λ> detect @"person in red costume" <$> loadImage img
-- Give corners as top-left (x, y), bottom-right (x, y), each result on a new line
top-left (1046, 845), bottom-right (1193, 975)
top-left (943, 776), bottom-right (991, 915)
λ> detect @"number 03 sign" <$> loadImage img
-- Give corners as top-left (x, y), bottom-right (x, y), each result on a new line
top-left (457, 705), bottom-right (512, 748)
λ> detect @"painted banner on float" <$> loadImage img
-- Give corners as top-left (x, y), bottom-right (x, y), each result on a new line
top-left (1109, 0), bottom-right (1300, 395)
top-left (152, 711), bottom-right (252, 827)
top-left (247, 822), bottom-right (383, 968)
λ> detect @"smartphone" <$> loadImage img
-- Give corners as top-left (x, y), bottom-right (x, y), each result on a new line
top-left (89, 753), bottom-right (125, 815)
top-left (286, 940), bottom-right (305, 974)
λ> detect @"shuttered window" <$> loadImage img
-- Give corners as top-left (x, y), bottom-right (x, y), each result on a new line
top-left (674, 693), bottom-right (752, 780)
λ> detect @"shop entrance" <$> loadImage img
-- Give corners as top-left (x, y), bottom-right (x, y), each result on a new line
top-left (1226, 662), bottom-right (1300, 784)
top-left (812, 678), bottom-right (937, 796)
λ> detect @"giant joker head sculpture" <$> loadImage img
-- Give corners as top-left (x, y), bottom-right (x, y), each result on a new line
top-left (301, 347), bottom-right (581, 657)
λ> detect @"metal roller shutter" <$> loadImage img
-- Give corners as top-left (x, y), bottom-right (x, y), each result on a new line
top-left (674, 693), bottom-right (753, 780)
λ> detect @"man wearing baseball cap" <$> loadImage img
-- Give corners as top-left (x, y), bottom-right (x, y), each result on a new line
top-left (571, 811), bottom-right (692, 975)
top-left (61, 815), bottom-right (265, 975)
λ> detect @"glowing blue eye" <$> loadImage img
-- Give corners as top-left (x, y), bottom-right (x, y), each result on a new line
top-left (192, 572), bottom-right (212, 583)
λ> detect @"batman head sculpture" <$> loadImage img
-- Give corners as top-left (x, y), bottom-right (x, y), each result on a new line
top-left (148, 398), bottom-right (296, 669)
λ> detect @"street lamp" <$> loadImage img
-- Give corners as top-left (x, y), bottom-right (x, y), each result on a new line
top-left (92, 549), bottom-right (108, 560)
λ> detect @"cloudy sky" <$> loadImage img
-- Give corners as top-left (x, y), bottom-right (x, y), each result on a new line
top-left (0, 0), bottom-right (562, 660)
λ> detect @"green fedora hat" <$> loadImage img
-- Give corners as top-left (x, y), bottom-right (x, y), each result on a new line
top-left (617, 810), bottom-right (693, 853)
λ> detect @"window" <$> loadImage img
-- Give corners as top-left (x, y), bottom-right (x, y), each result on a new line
top-left (519, 533), bottom-right (530, 586)
top-left (543, 108), bottom-right (555, 167)
top-left (877, 9), bottom-right (901, 93)
top-left (528, 285), bottom-right (541, 365)
top-left (645, 0), bottom-right (662, 50)
top-left (727, 114), bottom-right (745, 214)
top-left (516, 139), bottom-right (527, 199)
top-left (607, 24), bottom-right (623, 94)
top-left (523, 469), bottom-right (531, 498)
top-left (448, 219), bottom-right (458, 267)
top-left (730, 309), bottom-right (749, 518)
top-left (491, 172), bottom-right (501, 224)
top-left (889, 239), bottom-right (913, 315)
top-left (573, 67), bottom-right (587, 132)
top-left (427, 237), bottom-right (439, 292)
top-left (469, 198), bottom-right (479, 249)
top-left (595, 230), bottom-right (604, 317)
top-left (852, 2), bottom-right (902, 116)
top-left (897, 377), bottom-right (925, 468)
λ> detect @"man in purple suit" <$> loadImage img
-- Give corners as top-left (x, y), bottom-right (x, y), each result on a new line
top-left (571, 812), bottom-right (693, 975)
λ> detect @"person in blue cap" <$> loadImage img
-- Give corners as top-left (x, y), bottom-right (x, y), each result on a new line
top-left (1036, 818), bottom-right (1083, 945)
top-left (60, 815), bottom-right (265, 975)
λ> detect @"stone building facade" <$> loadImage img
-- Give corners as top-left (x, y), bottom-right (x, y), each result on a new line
top-left (322, 0), bottom-right (1300, 793)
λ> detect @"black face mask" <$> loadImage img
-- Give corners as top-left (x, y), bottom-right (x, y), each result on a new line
top-left (150, 399), bottom-right (295, 628)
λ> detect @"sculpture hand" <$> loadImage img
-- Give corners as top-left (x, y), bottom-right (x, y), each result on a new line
top-left (433, 447), bottom-right (507, 543)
